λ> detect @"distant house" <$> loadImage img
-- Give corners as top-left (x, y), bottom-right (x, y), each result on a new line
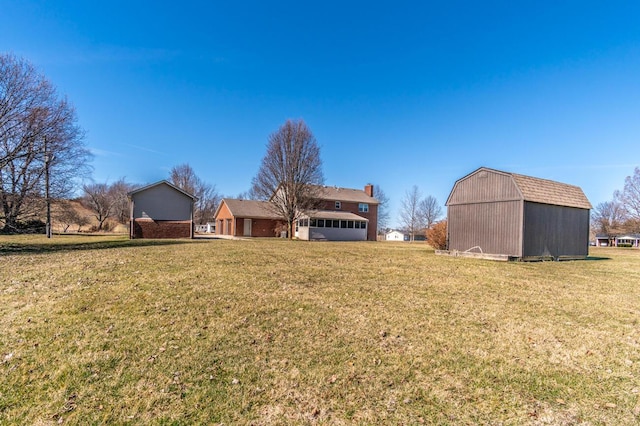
top-left (295, 185), bottom-right (379, 241)
top-left (195, 223), bottom-right (215, 233)
top-left (445, 167), bottom-right (592, 260)
top-left (385, 230), bottom-right (407, 241)
top-left (596, 233), bottom-right (640, 247)
top-left (214, 184), bottom-right (379, 241)
top-left (128, 181), bottom-right (197, 239)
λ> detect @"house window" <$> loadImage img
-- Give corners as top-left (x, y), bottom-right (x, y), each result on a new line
top-left (358, 203), bottom-right (369, 213)
top-left (318, 219), bottom-right (325, 227)
top-left (335, 201), bottom-right (341, 209)
top-left (340, 220), bottom-right (347, 228)
top-left (310, 219), bottom-right (317, 227)
top-left (333, 220), bottom-right (340, 228)
top-left (347, 220), bottom-right (354, 228)
top-left (360, 221), bottom-right (367, 229)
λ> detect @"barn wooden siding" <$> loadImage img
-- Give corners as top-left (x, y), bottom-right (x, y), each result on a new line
top-left (522, 203), bottom-right (590, 259)
top-left (447, 168), bottom-right (521, 205)
top-left (447, 169), bottom-right (524, 257)
top-left (446, 167), bottom-right (591, 260)
top-left (448, 201), bottom-right (523, 257)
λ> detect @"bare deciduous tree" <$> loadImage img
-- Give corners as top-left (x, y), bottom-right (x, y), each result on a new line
top-left (619, 167), bottom-right (640, 225)
top-left (418, 195), bottom-right (443, 230)
top-left (372, 184), bottom-right (390, 234)
top-left (236, 187), bottom-right (259, 201)
top-left (170, 163), bottom-right (220, 225)
top-left (0, 54), bottom-right (90, 233)
top-left (591, 200), bottom-right (625, 235)
top-left (53, 200), bottom-right (84, 233)
top-left (399, 185), bottom-right (424, 241)
top-left (111, 179), bottom-right (136, 224)
top-left (251, 119), bottom-right (324, 238)
top-left (81, 181), bottom-right (123, 231)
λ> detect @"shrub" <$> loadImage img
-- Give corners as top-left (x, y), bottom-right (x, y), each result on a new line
top-left (426, 220), bottom-right (447, 250)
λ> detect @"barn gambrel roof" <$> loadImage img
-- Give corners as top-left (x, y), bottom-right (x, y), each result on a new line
top-left (510, 172), bottom-right (592, 209)
top-left (447, 167), bottom-right (592, 209)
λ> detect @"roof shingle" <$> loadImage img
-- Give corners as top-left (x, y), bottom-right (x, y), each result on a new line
top-left (313, 185), bottom-right (379, 204)
top-left (511, 173), bottom-right (592, 209)
top-left (221, 199), bottom-right (280, 219)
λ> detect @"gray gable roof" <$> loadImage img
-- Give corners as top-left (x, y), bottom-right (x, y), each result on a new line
top-left (313, 185), bottom-right (379, 204)
top-left (302, 210), bottom-right (370, 221)
top-left (219, 199), bottom-right (280, 219)
top-left (447, 167), bottom-right (592, 209)
top-left (128, 180), bottom-right (197, 200)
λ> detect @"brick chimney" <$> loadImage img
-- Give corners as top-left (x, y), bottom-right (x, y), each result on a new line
top-left (364, 184), bottom-right (374, 197)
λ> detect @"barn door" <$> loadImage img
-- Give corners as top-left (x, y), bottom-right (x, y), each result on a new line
top-left (243, 219), bottom-right (252, 236)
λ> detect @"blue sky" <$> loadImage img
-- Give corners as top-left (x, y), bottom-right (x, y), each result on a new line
top-left (2, 1), bottom-right (639, 227)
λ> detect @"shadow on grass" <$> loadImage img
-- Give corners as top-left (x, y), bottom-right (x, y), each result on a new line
top-left (584, 256), bottom-right (611, 261)
top-left (0, 235), bottom-right (205, 256)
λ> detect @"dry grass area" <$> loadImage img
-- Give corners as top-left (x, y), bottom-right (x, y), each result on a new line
top-left (1, 235), bottom-right (639, 425)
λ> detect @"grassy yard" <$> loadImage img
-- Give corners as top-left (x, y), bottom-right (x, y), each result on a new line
top-left (1, 235), bottom-right (639, 425)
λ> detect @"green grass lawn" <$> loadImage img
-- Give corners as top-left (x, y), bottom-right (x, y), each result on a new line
top-left (1, 235), bottom-right (639, 424)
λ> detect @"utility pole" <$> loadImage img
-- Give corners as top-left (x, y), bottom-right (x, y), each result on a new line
top-left (44, 136), bottom-right (52, 238)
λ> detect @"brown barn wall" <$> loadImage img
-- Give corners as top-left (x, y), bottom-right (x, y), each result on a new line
top-left (132, 219), bottom-right (192, 239)
top-left (522, 203), bottom-right (589, 258)
top-left (448, 170), bottom-right (521, 205)
top-left (448, 201), bottom-right (523, 257)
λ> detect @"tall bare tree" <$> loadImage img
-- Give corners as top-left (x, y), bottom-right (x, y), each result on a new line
top-left (251, 119), bottom-right (324, 238)
top-left (81, 179), bottom-right (129, 231)
top-left (618, 167), bottom-right (640, 227)
top-left (111, 179), bottom-right (136, 224)
top-left (399, 185), bottom-right (424, 241)
top-left (0, 54), bottom-right (90, 232)
top-left (372, 184), bottom-right (390, 234)
top-left (53, 200), bottom-right (86, 233)
top-left (418, 195), bottom-right (443, 230)
top-left (170, 163), bottom-right (220, 224)
top-left (236, 188), bottom-right (259, 200)
top-left (591, 200), bottom-right (625, 235)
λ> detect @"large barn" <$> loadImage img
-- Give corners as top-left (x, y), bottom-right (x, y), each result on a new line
top-left (445, 167), bottom-right (592, 260)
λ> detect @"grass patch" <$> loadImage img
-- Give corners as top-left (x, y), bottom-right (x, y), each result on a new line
top-left (1, 235), bottom-right (639, 424)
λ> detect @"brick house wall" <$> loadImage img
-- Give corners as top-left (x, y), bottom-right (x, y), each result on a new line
top-left (214, 185), bottom-right (378, 240)
top-left (215, 202), bottom-right (234, 235)
top-left (250, 218), bottom-right (283, 237)
top-left (132, 219), bottom-right (192, 239)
